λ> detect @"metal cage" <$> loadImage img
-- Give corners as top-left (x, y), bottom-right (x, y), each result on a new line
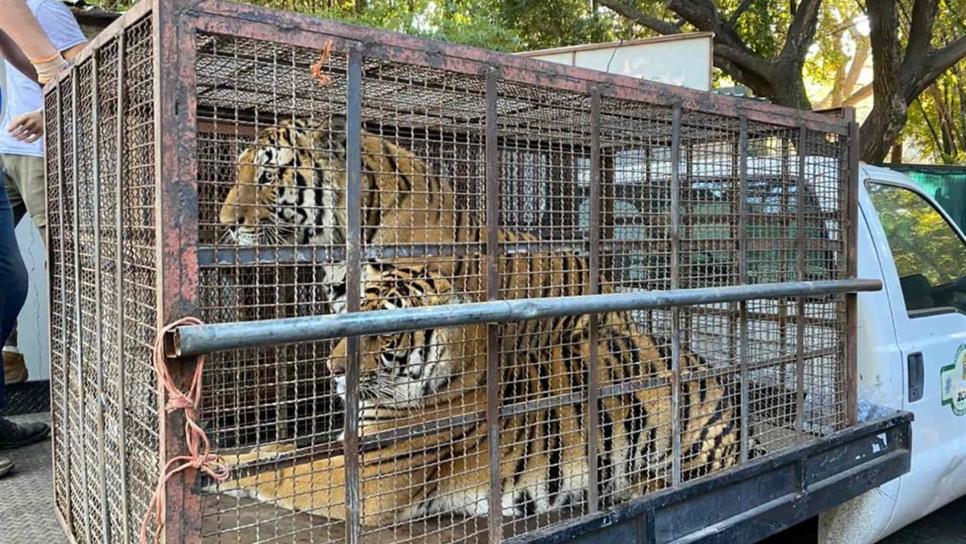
top-left (44, 1), bottom-right (861, 542)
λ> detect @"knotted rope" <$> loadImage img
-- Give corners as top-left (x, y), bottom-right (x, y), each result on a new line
top-left (310, 40), bottom-right (335, 87)
top-left (139, 317), bottom-right (229, 544)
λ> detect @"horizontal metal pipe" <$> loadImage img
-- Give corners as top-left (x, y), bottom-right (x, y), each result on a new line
top-left (172, 279), bottom-right (881, 357)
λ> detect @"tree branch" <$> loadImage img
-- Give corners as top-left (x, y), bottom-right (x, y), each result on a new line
top-left (781, 0), bottom-right (823, 61)
top-left (911, 35), bottom-right (966, 99)
top-left (664, 0), bottom-right (746, 47)
top-left (843, 82), bottom-right (874, 106)
top-left (916, 98), bottom-right (947, 157)
top-left (597, 0), bottom-right (776, 86)
top-left (843, 31), bottom-right (870, 94)
top-left (596, 0), bottom-right (682, 35)
top-left (862, 0), bottom-right (906, 161)
top-left (899, 0), bottom-right (939, 90)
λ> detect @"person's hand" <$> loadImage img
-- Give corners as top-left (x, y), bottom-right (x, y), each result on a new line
top-left (8, 110), bottom-right (43, 143)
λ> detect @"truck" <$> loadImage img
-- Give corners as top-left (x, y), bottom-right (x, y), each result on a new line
top-left (818, 164), bottom-right (966, 543)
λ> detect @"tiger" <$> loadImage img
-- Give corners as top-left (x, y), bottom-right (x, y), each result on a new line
top-left (212, 230), bottom-right (784, 526)
top-left (217, 117), bottom-right (467, 311)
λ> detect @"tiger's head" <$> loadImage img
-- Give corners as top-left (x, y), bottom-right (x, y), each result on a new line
top-left (327, 262), bottom-right (483, 409)
top-left (218, 117), bottom-right (346, 246)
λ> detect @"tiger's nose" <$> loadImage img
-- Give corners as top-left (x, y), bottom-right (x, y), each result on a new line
top-left (327, 358), bottom-right (346, 375)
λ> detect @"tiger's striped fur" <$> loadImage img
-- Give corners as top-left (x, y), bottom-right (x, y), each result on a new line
top-left (215, 231), bottom-right (751, 526)
top-left (217, 117), bottom-right (465, 310)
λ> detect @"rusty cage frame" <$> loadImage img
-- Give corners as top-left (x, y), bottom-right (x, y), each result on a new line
top-left (44, 0), bottom-right (872, 542)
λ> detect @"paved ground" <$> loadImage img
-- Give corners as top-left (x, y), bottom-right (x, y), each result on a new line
top-left (881, 498), bottom-right (966, 544)
top-left (1, 411), bottom-right (964, 543)
top-left (0, 413), bottom-right (66, 544)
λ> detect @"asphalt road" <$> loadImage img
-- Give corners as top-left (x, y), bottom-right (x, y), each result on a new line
top-left (880, 497), bottom-right (966, 544)
top-left (763, 496), bottom-right (966, 544)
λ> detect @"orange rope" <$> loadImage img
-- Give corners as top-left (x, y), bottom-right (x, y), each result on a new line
top-left (310, 40), bottom-right (334, 87)
top-left (139, 317), bottom-right (229, 544)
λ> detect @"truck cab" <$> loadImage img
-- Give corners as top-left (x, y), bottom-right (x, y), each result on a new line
top-left (820, 164), bottom-right (966, 543)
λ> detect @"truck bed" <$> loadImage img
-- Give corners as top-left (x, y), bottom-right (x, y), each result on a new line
top-left (197, 413), bottom-right (911, 544)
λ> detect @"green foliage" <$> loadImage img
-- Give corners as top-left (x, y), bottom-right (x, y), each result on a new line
top-left (721, 0), bottom-right (791, 59)
top-left (900, 0), bottom-right (966, 163)
top-left (496, 0), bottom-right (623, 50)
top-left (905, 65), bottom-right (966, 164)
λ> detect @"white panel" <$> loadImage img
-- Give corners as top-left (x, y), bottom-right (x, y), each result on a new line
top-left (528, 36), bottom-right (712, 91)
top-left (14, 219), bottom-right (49, 381)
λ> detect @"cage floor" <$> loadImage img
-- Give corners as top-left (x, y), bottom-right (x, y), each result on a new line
top-left (0, 414), bottom-right (808, 544)
top-left (200, 496), bottom-right (577, 543)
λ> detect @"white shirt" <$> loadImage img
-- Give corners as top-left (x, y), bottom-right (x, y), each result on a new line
top-left (0, 0), bottom-right (86, 157)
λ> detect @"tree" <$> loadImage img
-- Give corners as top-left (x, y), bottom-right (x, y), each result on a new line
top-left (905, 65), bottom-right (966, 163)
top-left (597, 0), bottom-right (821, 110)
top-left (863, 0), bottom-right (966, 161)
top-left (595, 0), bottom-right (966, 162)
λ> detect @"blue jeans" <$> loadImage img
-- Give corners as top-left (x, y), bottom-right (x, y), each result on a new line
top-left (0, 181), bottom-right (29, 409)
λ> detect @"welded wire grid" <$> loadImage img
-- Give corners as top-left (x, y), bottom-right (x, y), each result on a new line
top-left (188, 40), bottom-right (850, 544)
top-left (46, 4), bottom-right (851, 542)
top-left (596, 97), bottom-right (676, 502)
top-left (492, 82), bottom-right (593, 537)
top-left (354, 60), bottom-right (490, 544)
top-left (193, 32), bottom-right (352, 543)
top-left (45, 64), bottom-right (68, 536)
top-left (45, 14), bottom-right (159, 544)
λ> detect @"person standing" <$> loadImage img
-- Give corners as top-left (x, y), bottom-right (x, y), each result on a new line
top-left (0, 0), bottom-right (80, 478)
top-left (1, 0), bottom-right (86, 385)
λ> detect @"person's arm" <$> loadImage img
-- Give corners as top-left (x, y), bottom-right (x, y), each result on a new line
top-left (0, 29), bottom-right (37, 83)
top-left (0, 0), bottom-right (66, 84)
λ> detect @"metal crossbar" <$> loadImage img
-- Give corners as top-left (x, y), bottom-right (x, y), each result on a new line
top-left (171, 279), bottom-right (880, 357)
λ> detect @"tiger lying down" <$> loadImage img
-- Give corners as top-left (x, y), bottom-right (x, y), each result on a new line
top-left (212, 230), bottom-right (797, 527)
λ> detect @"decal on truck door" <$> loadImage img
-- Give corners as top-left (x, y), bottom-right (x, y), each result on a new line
top-left (940, 345), bottom-right (966, 416)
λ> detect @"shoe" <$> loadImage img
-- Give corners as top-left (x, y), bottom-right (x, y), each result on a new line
top-left (0, 418), bottom-right (49, 450)
top-left (2, 350), bottom-right (27, 384)
top-left (0, 456), bottom-right (11, 477)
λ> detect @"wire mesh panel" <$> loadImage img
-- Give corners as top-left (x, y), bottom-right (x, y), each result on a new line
top-left (45, 1), bottom-right (856, 543)
top-left (45, 10), bottom-right (159, 544)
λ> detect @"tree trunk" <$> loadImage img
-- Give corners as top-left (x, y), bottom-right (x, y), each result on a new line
top-left (769, 65), bottom-right (812, 110)
top-left (861, 0), bottom-right (903, 162)
top-left (861, 95), bottom-right (908, 163)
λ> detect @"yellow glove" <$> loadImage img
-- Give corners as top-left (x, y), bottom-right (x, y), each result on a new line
top-left (30, 53), bottom-right (68, 85)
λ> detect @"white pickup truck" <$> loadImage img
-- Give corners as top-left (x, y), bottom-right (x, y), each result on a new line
top-left (818, 164), bottom-right (966, 543)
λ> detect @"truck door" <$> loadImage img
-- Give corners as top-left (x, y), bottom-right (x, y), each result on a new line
top-left (863, 179), bottom-right (966, 535)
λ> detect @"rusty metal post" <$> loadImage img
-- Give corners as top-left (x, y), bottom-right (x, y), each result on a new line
top-left (154, 0), bottom-right (201, 541)
top-left (70, 68), bottom-right (93, 544)
top-left (728, 133), bottom-right (739, 378)
top-left (795, 125), bottom-right (807, 437)
top-left (344, 42), bottom-right (364, 544)
top-left (115, 29), bottom-right (131, 540)
top-left (738, 114), bottom-right (750, 464)
top-left (844, 108), bottom-right (860, 427)
top-left (670, 103), bottom-right (683, 486)
top-left (586, 88), bottom-right (602, 512)
top-left (53, 81), bottom-right (73, 531)
top-left (90, 51), bottom-right (111, 542)
top-left (484, 64), bottom-right (503, 543)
